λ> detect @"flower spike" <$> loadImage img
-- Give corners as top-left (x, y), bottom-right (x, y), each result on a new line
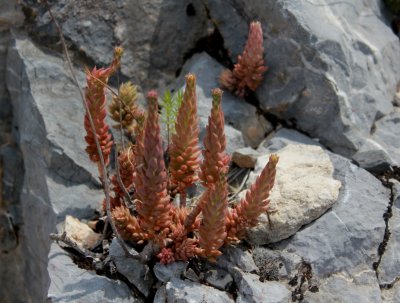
top-left (134, 91), bottom-right (172, 239)
top-left (169, 74), bottom-right (201, 203)
top-left (84, 47), bottom-right (123, 175)
top-left (219, 21), bottom-right (267, 97)
top-left (226, 154), bottom-right (279, 242)
top-left (199, 88), bottom-right (230, 187)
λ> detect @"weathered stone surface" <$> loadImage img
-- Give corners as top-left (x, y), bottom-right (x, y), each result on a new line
top-left (48, 244), bottom-right (139, 303)
top-left (61, 215), bottom-right (101, 250)
top-left (377, 179), bottom-right (400, 285)
top-left (204, 0), bottom-right (400, 169)
top-left (232, 147), bottom-right (260, 168)
top-left (258, 128), bottom-right (321, 153)
top-left (4, 37), bottom-right (105, 303)
top-left (153, 285), bottom-right (167, 303)
top-left (235, 272), bottom-right (291, 303)
top-left (302, 270), bottom-right (381, 303)
top-left (381, 281), bottom-right (400, 303)
top-left (153, 261), bottom-right (187, 283)
top-left (26, 0), bottom-right (211, 90)
top-left (176, 53), bottom-right (272, 147)
top-left (109, 239), bottom-right (153, 297)
top-left (217, 245), bottom-right (258, 273)
top-left (248, 128), bottom-right (390, 299)
top-left (274, 152), bottom-right (389, 279)
top-left (204, 268), bottom-right (233, 291)
top-left (246, 144), bottom-right (342, 244)
top-left (354, 108), bottom-right (400, 171)
top-left (164, 278), bottom-right (234, 303)
top-left (252, 246), bottom-right (302, 282)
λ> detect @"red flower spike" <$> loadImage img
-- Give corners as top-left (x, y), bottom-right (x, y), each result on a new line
top-left (226, 154), bottom-right (279, 242)
top-left (134, 91), bottom-right (173, 238)
top-left (198, 180), bottom-right (228, 262)
top-left (219, 21), bottom-right (267, 97)
top-left (199, 88), bottom-right (230, 188)
top-left (84, 47), bottom-right (123, 175)
top-left (169, 74), bottom-right (201, 195)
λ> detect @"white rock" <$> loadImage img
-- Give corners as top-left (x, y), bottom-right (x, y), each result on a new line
top-left (61, 215), bottom-right (101, 250)
top-left (246, 144), bottom-right (342, 244)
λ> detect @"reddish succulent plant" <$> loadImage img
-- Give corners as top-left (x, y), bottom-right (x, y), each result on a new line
top-left (219, 21), bottom-right (268, 97)
top-left (84, 47), bottom-right (122, 176)
top-left (82, 51), bottom-right (278, 264)
top-left (169, 74), bottom-right (201, 204)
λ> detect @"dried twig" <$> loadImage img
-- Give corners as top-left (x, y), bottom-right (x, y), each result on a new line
top-left (45, 0), bottom-right (141, 261)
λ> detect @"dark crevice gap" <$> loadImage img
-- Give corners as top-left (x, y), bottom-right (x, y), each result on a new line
top-left (372, 167), bottom-right (400, 288)
top-left (176, 0), bottom-right (233, 78)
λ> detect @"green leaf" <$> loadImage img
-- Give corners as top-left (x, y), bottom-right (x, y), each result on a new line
top-left (161, 88), bottom-right (183, 142)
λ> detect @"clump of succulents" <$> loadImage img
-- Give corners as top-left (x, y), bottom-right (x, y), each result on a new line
top-left (83, 41), bottom-right (276, 264)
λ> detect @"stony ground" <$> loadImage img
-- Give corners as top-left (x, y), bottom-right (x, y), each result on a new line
top-left (1, 0), bottom-right (400, 302)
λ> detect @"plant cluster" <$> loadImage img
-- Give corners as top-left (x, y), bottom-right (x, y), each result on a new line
top-left (219, 21), bottom-right (268, 97)
top-left (82, 25), bottom-right (277, 264)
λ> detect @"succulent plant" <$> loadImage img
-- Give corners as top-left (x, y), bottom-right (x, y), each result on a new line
top-left (83, 47), bottom-right (278, 263)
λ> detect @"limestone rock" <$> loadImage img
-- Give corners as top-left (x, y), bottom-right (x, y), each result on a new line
top-left (61, 215), bottom-right (101, 250)
top-left (154, 261), bottom-right (187, 283)
top-left (246, 144), bottom-right (342, 244)
top-left (302, 271), bottom-right (381, 303)
top-left (204, 268), bottom-right (233, 291)
top-left (109, 239), bottom-right (153, 297)
top-left (235, 272), bottom-right (291, 303)
top-left (274, 152), bottom-right (389, 279)
top-left (47, 244), bottom-right (139, 303)
top-left (25, 0), bottom-right (211, 90)
top-left (354, 108), bottom-right (400, 172)
top-left (164, 278), bottom-right (234, 303)
top-left (4, 36), bottom-right (105, 303)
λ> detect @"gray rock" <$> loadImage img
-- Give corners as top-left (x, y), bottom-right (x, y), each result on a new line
top-left (217, 245), bottom-right (258, 273)
top-left (246, 144), bottom-right (342, 245)
top-left (153, 285), bottom-right (167, 303)
top-left (109, 239), bottom-right (153, 297)
top-left (232, 147), bottom-right (260, 168)
top-left (176, 53), bottom-right (272, 148)
top-left (26, 0), bottom-right (211, 90)
top-left (274, 152), bottom-right (389, 279)
top-left (303, 270), bottom-right (381, 303)
top-left (381, 280), bottom-right (400, 303)
top-left (355, 108), bottom-right (400, 171)
top-left (47, 244), bottom-right (139, 303)
top-left (258, 128), bottom-right (321, 153)
top-left (154, 261), bottom-right (187, 283)
top-left (252, 247), bottom-right (302, 282)
top-left (165, 278), bottom-right (234, 303)
top-left (4, 36), bottom-right (108, 303)
top-left (235, 272), bottom-right (291, 303)
top-left (377, 179), bottom-right (400, 285)
top-left (204, 268), bottom-right (233, 290)
top-left (204, 0), bottom-right (400, 169)
top-left (183, 268), bottom-right (200, 283)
